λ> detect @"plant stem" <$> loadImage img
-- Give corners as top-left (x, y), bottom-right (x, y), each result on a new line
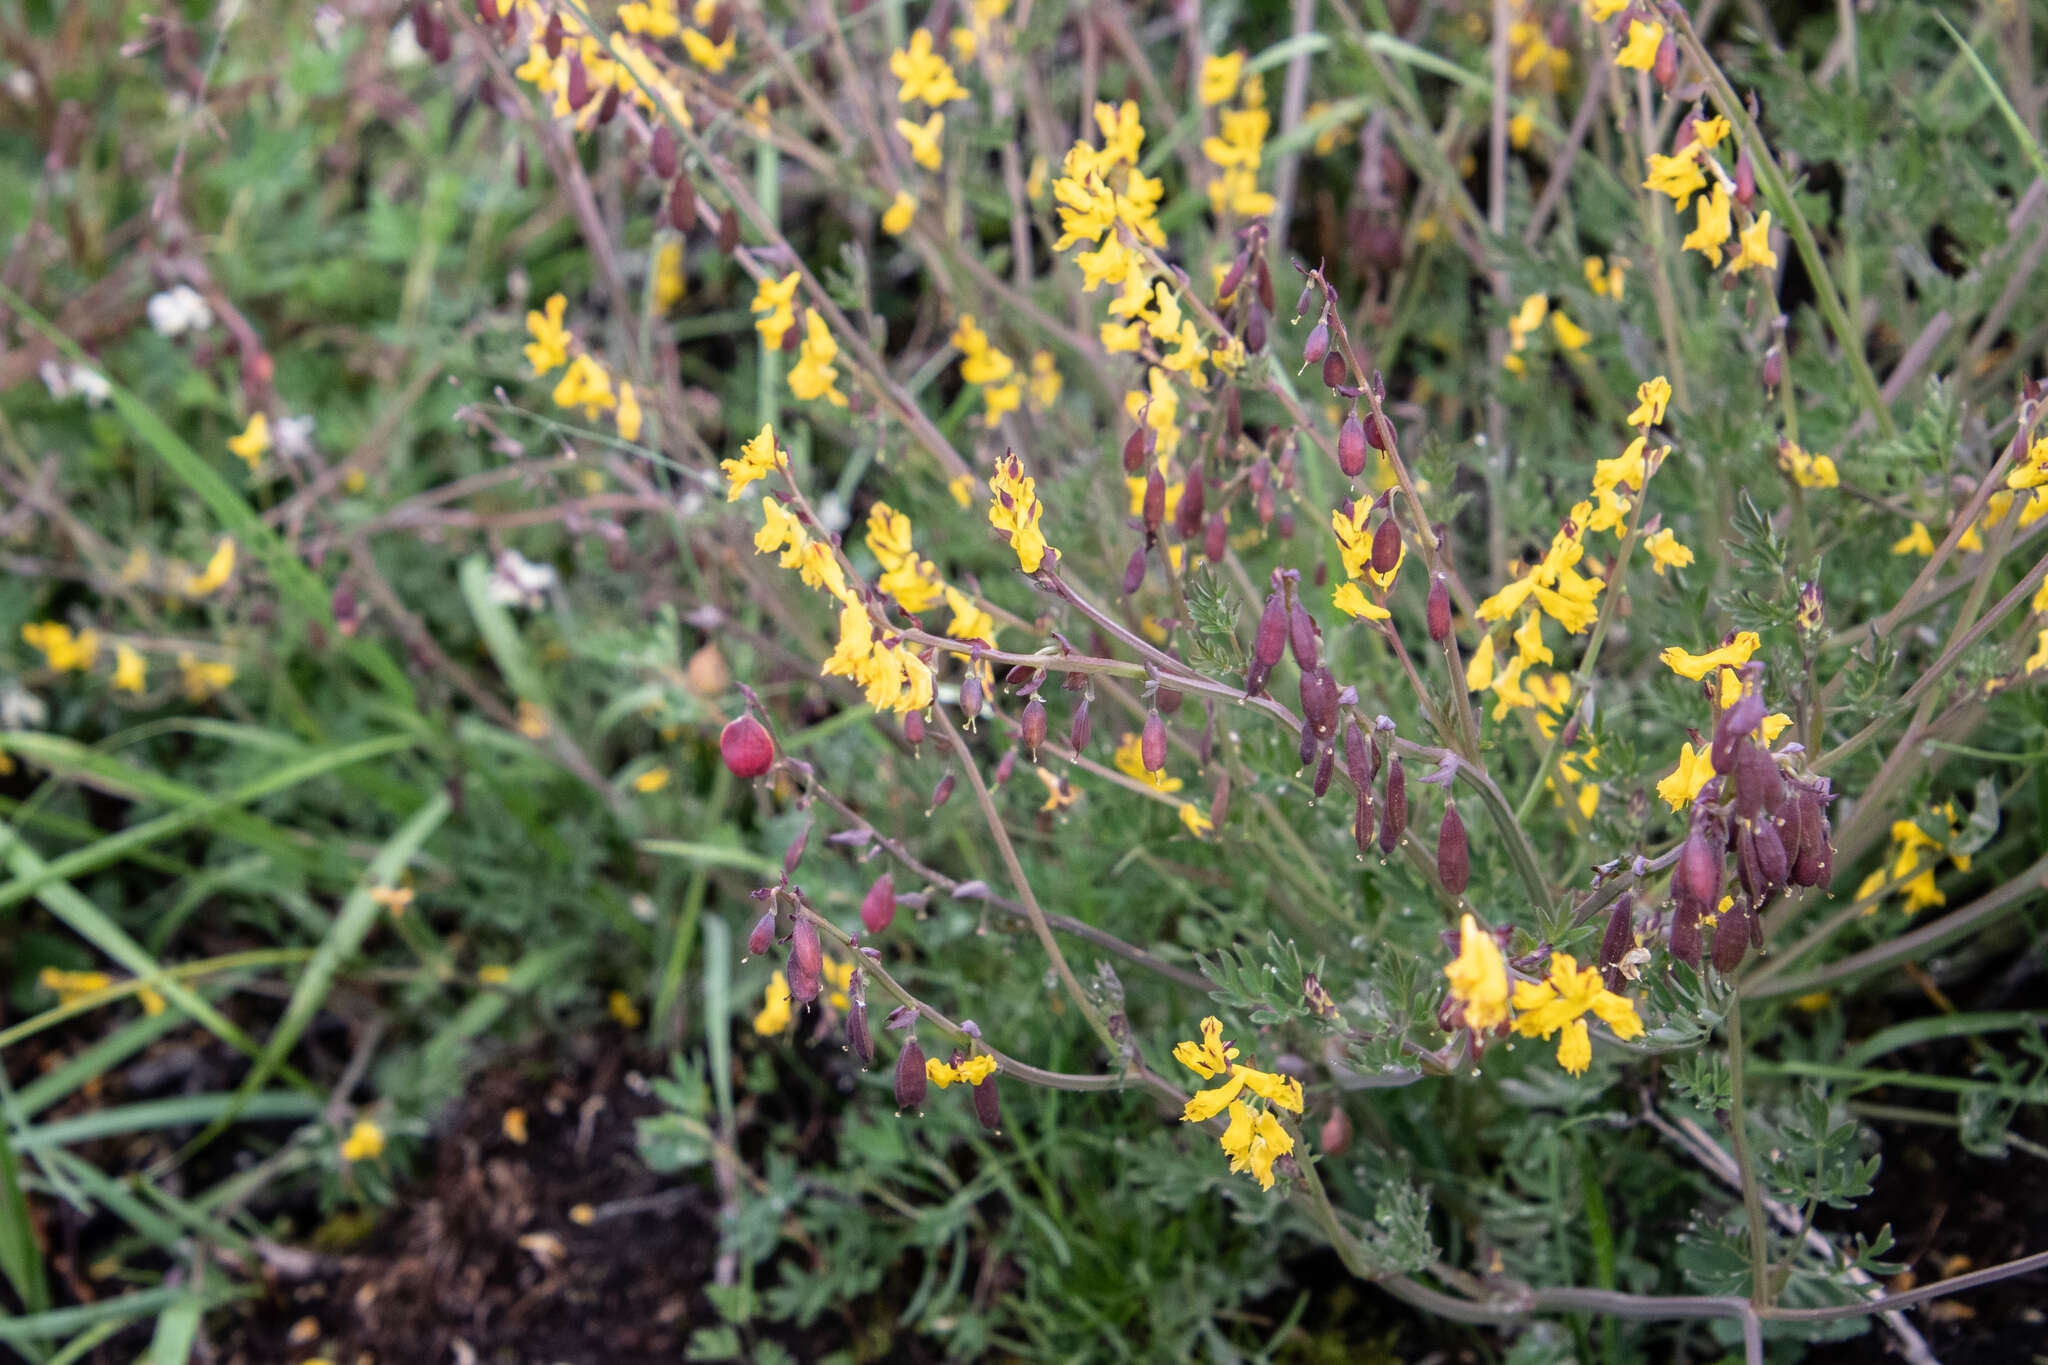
top-left (1724, 988), bottom-right (1773, 1306)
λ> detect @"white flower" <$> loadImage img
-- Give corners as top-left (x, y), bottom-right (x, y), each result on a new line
top-left (146, 285), bottom-right (213, 338)
top-left (386, 19), bottom-right (425, 68)
top-left (39, 361), bottom-right (112, 407)
top-left (487, 550), bottom-right (559, 609)
top-left (0, 680), bottom-right (49, 731)
top-left (39, 360), bottom-right (69, 400)
top-left (273, 414), bottom-right (317, 461)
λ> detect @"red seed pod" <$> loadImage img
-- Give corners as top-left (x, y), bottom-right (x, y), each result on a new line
top-left (1204, 511), bottom-right (1229, 563)
top-left (1288, 600), bottom-right (1319, 671)
top-left (1352, 787), bottom-right (1375, 854)
top-left (1437, 802), bottom-right (1469, 894)
top-left (1733, 146), bottom-right (1756, 210)
top-left (715, 205), bottom-right (740, 254)
top-left (1122, 424), bottom-right (1151, 475)
top-left (427, 9), bottom-right (452, 62)
top-left (1338, 410), bottom-right (1369, 477)
top-left (720, 714), bottom-right (775, 777)
top-left (1670, 900), bottom-right (1704, 969)
top-left (668, 173), bottom-right (698, 232)
top-left (1255, 588), bottom-right (1288, 668)
top-left (1300, 665), bottom-right (1339, 736)
top-left (1371, 518), bottom-right (1402, 576)
top-left (961, 672), bottom-right (983, 722)
top-left (1219, 252), bottom-right (1248, 302)
top-left (706, 1), bottom-right (734, 42)
top-left (1142, 467), bottom-right (1166, 535)
top-left (566, 53), bottom-right (593, 110)
top-left (1426, 575), bottom-right (1451, 643)
top-left (1021, 697), bottom-right (1047, 759)
top-left (1365, 411), bottom-right (1396, 453)
top-left (1674, 824), bottom-right (1723, 917)
top-left (1298, 718), bottom-right (1319, 768)
top-left (1069, 696), bottom-right (1093, 753)
top-left (1313, 745), bottom-right (1335, 799)
top-left (929, 772), bottom-right (955, 812)
top-left (1123, 545), bottom-right (1147, 595)
top-left (1379, 757), bottom-right (1407, 853)
top-left (1598, 893), bottom-right (1635, 992)
top-left (1176, 465), bottom-right (1206, 540)
top-left (1343, 719), bottom-right (1371, 788)
top-left (847, 980), bottom-right (874, 1067)
top-left (971, 1069), bottom-right (1001, 1131)
top-left (1751, 818), bottom-right (1790, 895)
top-left (860, 874), bottom-right (896, 934)
top-left (1733, 741), bottom-right (1782, 821)
top-left (1278, 509), bottom-right (1295, 539)
top-left (1712, 693), bottom-right (1766, 771)
top-left (895, 1036), bottom-right (927, 1110)
top-left (1712, 900), bottom-right (1753, 974)
top-left (1141, 711), bottom-right (1167, 773)
top-left (787, 917), bottom-right (823, 1003)
top-left (1322, 345), bottom-right (1349, 390)
top-left (1761, 346), bottom-right (1784, 391)
top-left (1254, 255), bottom-right (1275, 314)
top-left (1653, 34), bottom-right (1677, 88)
top-left (544, 10), bottom-right (564, 56)
top-left (1244, 304), bottom-right (1267, 356)
top-left (747, 909), bottom-right (777, 958)
top-left (650, 122), bottom-right (678, 180)
top-left (1302, 320), bottom-right (1330, 370)
top-left (903, 709), bottom-right (925, 751)
top-left (410, 0), bottom-right (433, 46)
top-left (1321, 1105), bottom-right (1353, 1156)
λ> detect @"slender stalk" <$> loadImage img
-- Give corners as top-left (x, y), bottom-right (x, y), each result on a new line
top-left (1724, 990), bottom-right (1773, 1306)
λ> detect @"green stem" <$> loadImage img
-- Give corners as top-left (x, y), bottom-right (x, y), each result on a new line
top-left (1725, 991), bottom-right (1773, 1306)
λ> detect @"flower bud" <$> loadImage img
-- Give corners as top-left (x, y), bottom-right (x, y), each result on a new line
top-left (1371, 518), bottom-right (1402, 576)
top-left (1123, 545), bottom-right (1147, 595)
top-left (895, 1036), bottom-right (927, 1110)
top-left (720, 714), bottom-right (774, 777)
top-left (1711, 693), bottom-right (1765, 772)
top-left (1712, 899), bottom-right (1754, 974)
top-left (1313, 745), bottom-right (1335, 799)
top-left (1142, 467), bottom-right (1166, 536)
top-left (1338, 410), bottom-right (1368, 477)
top-left (1021, 696), bottom-right (1047, 759)
top-left (928, 771), bottom-right (954, 812)
top-left (860, 874), bottom-right (896, 934)
top-left (1437, 801), bottom-right (1469, 894)
top-left (747, 908), bottom-right (777, 958)
top-left (1204, 511), bottom-right (1229, 563)
top-left (1796, 579), bottom-right (1824, 636)
top-left (1142, 711), bottom-right (1167, 773)
top-left (1378, 756), bottom-right (1406, 854)
top-left (650, 122), bottom-right (678, 180)
top-left (1426, 575), bottom-right (1451, 643)
top-left (787, 917), bottom-right (823, 1003)
top-left (847, 979), bottom-right (874, 1068)
top-left (1598, 894), bottom-right (1634, 991)
top-left (1322, 345), bottom-right (1348, 390)
top-left (1289, 600), bottom-right (1319, 671)
top-left (971, 1069), bottom-right (1001, 1132)
top-left (1177, 465), bottom-right (1206, 540)
top-left (1321, 1106), bottom-right (1353, 1156)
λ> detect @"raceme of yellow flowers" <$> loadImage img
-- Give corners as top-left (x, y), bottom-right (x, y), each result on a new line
top-left (1441, 914), bottom-right (1644, 1075)
top-left (524, 292), bottom-right (643, 442)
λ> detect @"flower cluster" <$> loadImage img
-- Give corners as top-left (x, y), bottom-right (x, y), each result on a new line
top-left (524, 292), bottom-right (643, 441)
top-left (1631, 105), bottom-right (1777, 280)
top-left (1442, 915), bottom-right (1644, 1075)
top-left (1855, 803), bottom-right (1973, 915)
top-left (40, 966), bottom-right (166, 1018)
top-left (952, 315), bottom-right (1021, 426)
top-left (1173, 1017), bottom-right (1303, 1190)
top-left (987, 451), bottom-right (1052, 573)
top-left (1199, 54), bottom-right (1276, 219)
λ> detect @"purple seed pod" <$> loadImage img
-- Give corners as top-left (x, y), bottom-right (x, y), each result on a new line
top-left (1653, 33), bottom-right (1677, 88)
top-left (1070, 696), bottom-right (1093, 753)
top-left (1244, 305), bottom-right (1267, 356)
top-left (1143, 467), bottom-right (1166, 535)
top-left (566, 53), bottom-right (593, 110)
top-left (1674, 823), bottom-right (1723, 919)
top-left (1142, 711), bottom-right (1167, 773)
top-left (1343, 719), bottom-right (1371, 788)
top-left (1712, 692), bottom-right (1766, 771)
top-left (903, 709), bottom-right (925, 751)
top-left (895, 1036), bottom-right (927, 1110)
top-left (993, 748), bottom-right (1017, 786)
top-left (1298, 718), bottom-right (1318, 768)
top-left (1321, 1106), bottom-right (1353, 1156)
top-left (477, 0), bottom-right (500, 21)
top-left (1158, 687), bottom-right (1183, 717)
top-left (747, 909), bottom-right (777, 958)
top-left (1712, 899), bottom-right (1753, 974)
top-left (1733, 741), bottom-right (1782, 821)
top-left (1219, 253), bottom-right (1248, 301)
top-left (1302, 320), bottom-right (1330, 369)
top-left (1295, 278), bottom-right (1318, 319)
top-left (1365, 411), bottom-right (1397, 453)
top-left (1123, 545), bottom-right (1147, 595)
top-left (1379, 757), bottom-right (1407, 853)
top-left (705, 1), bottom-right (733, 43)
top-left (1670, 899), bottom-right (1704, 969)
top-left (1210, 777), bottom-right (1233, 831)
top-left (1598, 893), bottom-right (1635, 992)
top-left (1289, 601), bottom-right (1319, 671)
top-left (1005, 662), bottom-right (1041, 693)
top-left (544, 10), bottom-right (564, 56)
top-left (1352, 787), bottom-right (1375, 855)
top-left (971, 1071), bottom-right (1001, 1132)
top-left (1300, 666), bottom-right (1339, 736)
top-left (1122, 425), bottom-right (1151, 475)
top-left (1204, 511), bottom-right (1229, 563)
top-left (1437, 802), bottom-right (1469, 894)
top-left (783, 821), bottom-right (811, 877)
top-left (1313, 745), bottom-right (1335, 799)
top-left (668, 174), bottom-right (698, 233)
top-left (1371, 519), bottom-right (1402, 576)
top-left (594, 83), bottom-right (619, 126)
top-left (847, 981), bottom-right (874, 1068)
top-left (650, 122), bottom-right (678, 180)
top-left (1762, 346), bottom-right (1784, 391)
top-left (860, 874), bottom-right (896, 935)
top-left (787, 917), bottom-right (823, 1003)
top-left (961, 672), bottom-right (983, 722)
top-left (1021, 697), bottom-right (1047, 758)
top-left (1255, 586), bottom-right (1288, 667)
top-left (1338, 411), bottom-right (1368, 478)
top-left (1177, 465), bottom-right (1206, 541)
top-left (1257, 483), bottom-right (1276, 525)
top-left (929, 772), bottom-right (955, 812)
top-left (1426, 575), bottom-right (1451, 643)
top-left (1254, 255), bottom-right (1275, 313)
top-left (1733, 146), bottom-right (1756, 209)
top-left (716, 203), bottom-right (740, 255)
top-left (1751, 818), bottom-right (1789, 896)
top-left (1322, 345), bottom-right (1349, 390)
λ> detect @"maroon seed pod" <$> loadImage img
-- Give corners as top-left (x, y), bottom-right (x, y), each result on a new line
top-left (1302, 320), bottom-right (1330, 369)
top-left (544, 10), bottom-right (564, 56)
top-left (1246, 656), bottom-right (1272, 697)
top-left (1255, 588), bottom-right (1288, 668)
top-left (1141, 711), bottom-right (1167, 773)
top-left (1123, 545), bottom-right (1147, 595)
top-left (903, 709), bottom-right (925, 751)
top-left (476, 0), bottom-right (500, 21)
top-left (1278, 509), bottom-right (1295, 539)
top-left (1752, 818), bottom-right (1789, 894)
top-left (971, 1071), bottom-right (1001, 1132)
top-left (566, 53), bottom-right (593, 110)
top-left (1426, 575), bottom-right (1451, 643)
top-left (1712, 693), bottom-right (1766, 772)
top-left (1244, 305), bottom-right (1267, 356)
top-left (1365, 411), bottom-right (1396, 453)
top-left (1733, 741), bottom-right (1781, 821)
top-left (1338, 410), bottom-right (1369, 478)
top-left (787, 917), bottom-right (823, 1003)
top-left (994, 748), bottom-right (1017, 785)
top-left (1321, 1105), bottom-right (1353, 1156)
top-left (1761, 346), bottom-right (1784, 392)
top-left (1301, 666), bottom-right (1339, 736)
top-left (715, 205), bottom-right (740, 254)
top-left (1653, 34), bottom-right (1677, 88)
top-left (929, 772), bottom-right (955, 812)
top-left (1733, 146), bottom-right (1756, 209)
top-left (1288, 600), bottom-right (1319, 671)
top-left (411, 2), bottom-right (433, 49)
top-left (1143, 467), bottom-right (1166, 535)
top-left (1177, 465), bottom-right (1206, 540)
top-left (1437, 802), bottom-right (1469, 894)
top-left (706, 0), bottom-right (733, 43)
top-left (1371, 518), bottom-right (1402, 576)
top-left (1210, 776), bottom-right (1232, 830)
top-left (650, 122), bottom-right (678, 180)
top-left (721, 714), bottom-right (775, 777)
top-left (668, 173), bottom-right (699, 232)
top-left (1204, 511), bottom-right (1229, 563)
top-left (1735, 823), bottom-right (1765, 903)
top-left (747, 909), bottom-right (777, 958)
top-left (1674, 824), bottom-right (1723, 917)
top-left (1298, 718), bottom-right (1318, 768)
top-left (1598, 893), bottom-right (1635, 992)
top-left (1021, 697), bottom-right (1047, 759)
top-left (1313, 745), bottom-right (1335, 799)
top-left (1712, 900), bottom-right (1753, 974)
top-left (1257, 483), bottom-right (1276, 525)
top-left (1352, 787), bottom-right (1375, 855)
top-left (847, 983), bottom-right (874, 1067)
top-left (1069, 696), bottom-right (1093, 753)
top-left (1322, 345), bottom-right (1348, 390)
top-left (1158, 687), bottom-right (1183, 717)
top-left (1223, 387), bottom-right (1244, 446)
top-left (783, 821), bottom-right (810, 876)
top-left (860, 874), bottom-right (896, 934)
top-left (960, 672), bottom-right (983, 722)
top-left (1219, 252), bottom-right (1248, 301)
top-left (1122, 424), bottom-right (1151, 475)
top-left (1343, 719), bottom-right (1371, 788)
top-left (895, 1037), bottom-right (927, 1110)
top-left (1379, 757), bottom-right (1407, 853)
top-left (595, 82), bottom-right (619, 125)
top-left (1670, 900), bottom-right (1704, 969)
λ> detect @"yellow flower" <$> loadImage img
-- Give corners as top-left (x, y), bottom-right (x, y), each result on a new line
top-left (897, 112), bottom-right (945, 170)
top-left (633, 766), bottom-right (670, 793)
top-left (881, 190), bottom-right (916, 235)
top-left (789, 310), bottom-right (848, 406)
top-left (478, 964), bottom-right (512, 986)
top-left (22, 621), bottom-right (100, 672)
top-left (1027, 350), bottom-right (1061, 410)
top-left (182, 537), bottom-right (236, 596)
top-left (1551, 311), bottom-right (1592, 351)
top-left (1681, 183), bottom-right (1733, 267)
top-left (615, 383), bottom-right (643, 442)
top-left (1510, 951), bottom-right (1643, 1074)
top-left (2025, 629), bottom-right (2048, 675)
top-left (1627, 375), bottom-right (1672, 428)
top-left (1643, 528), bottom-right (1694, 575)
top-left (1036, 768), bottom-right (1080, 811)
top-left (1178, 802), bottom-right (1214, 837)
top-left (1891, 521), bottom-right (1935, 557)
top-left (1113, 730), bottom-right (1182, 792)
top-left (39, 967), bottom-right (113, 1007)
top-left (1728, 212), bottom-right (1778, 274)
top-left (228, 413), bottom-right (272, 470)
top-left (113, 644), bottom-right (147, 694)
top-left (1615, 20), bottom-right (1663, 71)
top-left (1332, 580), bottom-right (1389, 621)
top-left (1218, 1101), bottom-right (1294, 1190)
top-left (1444, 914), bottom-right (1508, 1032)
top-left (1509, 106), bottom-right (1535, 150)
top-left (1656, 740), bottom-right (1715, 811)
top-left (927, 1053), bottom-right (999, 1088)
top-left (341, 1119), bottom-right (386, 1162)
top-left (751, 271), bottom-right (801, 349)
top-left (524, 293), bottom-right (571, 374)
top-left (1584, 255), bottom-right (1627, 300)
top-left (178, 654), bottom-right (235, 702)
top-left (552, 354), bottom-right (615, 417)
top-left (1691, 115), bottom-right (1731, 150)
top-left (653, 241), bottom-right (685, 311)
top-left (1777, 440), bottom-right (1839, 489)
top-left (1199, 51), bottom-right (1244, 106)
top-left (1659, 631), bottom-right (1759, 680)
top-left (608, 989), bottom-right (644, 1028)
top-left (619, 0), bottom-right (680, 37)
top-left (1465, 634), bottom-right (1496, 690)
top-left (369, 885), bottom-right (414, 916)
top-left (988, 452), bottom-right (1050, 573)
top-left (754, 971), bottom-right (792, 1034)
top-left (1642, 150), bottom-right (1708, 210)
top-left (943, 583), bottom-right (994, 645)
top-left (722, 424), bottom-right (783, 500)
top-left (679, 28), bottom-right (735, 72)
top-left (889, 29), bottom-right (968, 106)
top-left (1513, 611), bottom-right (1553, 667)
